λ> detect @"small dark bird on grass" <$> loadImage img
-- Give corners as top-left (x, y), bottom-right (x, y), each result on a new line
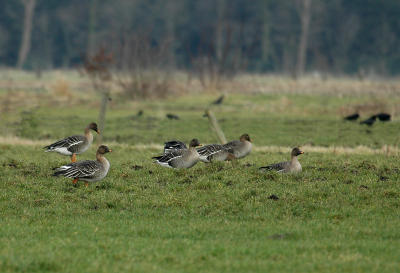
top-left (360, 115), bottom-right (376, 126)
top-left (344, 113), bottom-right (359, 121)
top-left (375, 113), bottom-right (391, 122)
top-left (166, 113), bottom-right (180, 120)
top-left (268, 194), bottom-right (279, 201)
top-left (212, 95), bottom-right (224, 105)
top-left (137, 110), bottom-right (143, 117)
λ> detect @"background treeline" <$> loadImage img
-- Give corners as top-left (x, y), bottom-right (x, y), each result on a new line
top-left (1, 0), bottom-right (400, 76)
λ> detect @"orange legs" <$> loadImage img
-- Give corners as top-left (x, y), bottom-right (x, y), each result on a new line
top-left (72, 178), bottom-right (89, 187)
top-left (71, 153), bottom-right (77, 163)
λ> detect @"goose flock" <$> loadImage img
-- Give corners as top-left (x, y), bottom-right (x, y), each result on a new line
top-left (46, 122), bottom-right (303, 186)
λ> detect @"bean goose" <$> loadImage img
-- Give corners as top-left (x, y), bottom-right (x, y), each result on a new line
top-left (223, 134), bottom-right (252, 159)
top-left (153, 139), bottom-right (201, 169)
top-left (197, 144), bottom-right (235, 162)
top-left (53, 145), bottom-right (112, 186)
top-left (259, 147), bottom-right (303, 173)
top-left (44, 122), bottom-right (99, 162)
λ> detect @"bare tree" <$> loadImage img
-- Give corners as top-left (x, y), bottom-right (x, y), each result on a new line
top-left (83, 48), bottom-right (113, 145)
top-left (295, 0), bottom-right (312, 78)
top-left (16, 0), bottom-right (36, 69)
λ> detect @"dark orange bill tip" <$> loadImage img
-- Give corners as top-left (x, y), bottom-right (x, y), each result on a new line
top-left (97, 130), bottom-right (101, 134)
top-left (109, 149), bottom-right (112, 152)
top-left (300, 151), bottom-right (304, 154)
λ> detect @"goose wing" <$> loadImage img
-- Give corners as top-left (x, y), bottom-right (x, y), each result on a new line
top-left (163, 140), bottom-right (187, 153)
top-left (53, 160), bottom-right (101, 179)
top-left (197, 144), bottom-right (224, 156)
top-left (223, 140), bottom-right (240, 150)
top-left (152, 149), bottom-right (184, 167)
top-left (197, 144), bottom-right (230, 162)
top-left (44, 135), bottom-right (86, 153)
top-left (259, 161), bottom-right (290, 173)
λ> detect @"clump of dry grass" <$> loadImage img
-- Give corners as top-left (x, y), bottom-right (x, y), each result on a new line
top-left (229, 74), bottom-right (400, 96)
top-left (1, 70), bottom-right (400, 108)
top-left (50, 77), bottom-right (72, 98)
top-left (117, 70), bottom-right (178, 99)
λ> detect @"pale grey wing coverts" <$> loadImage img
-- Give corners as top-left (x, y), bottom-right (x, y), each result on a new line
top-left (44, 135), bottom-right (87, 154)
top-left (260, 161), bottom-right (290, 172)
top-left (53, 160), bottom-right (102, 179)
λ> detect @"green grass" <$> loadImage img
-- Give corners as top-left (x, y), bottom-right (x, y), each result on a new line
top-left (1, 92), bottom-right (400, 148)
top-left (1, 144), bottom-right (400, 272)
top-left (1, 79), bottom-right (400, 272)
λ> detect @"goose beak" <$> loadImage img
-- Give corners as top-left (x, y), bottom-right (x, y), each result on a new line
top-left (96, 130), bottom-right (101, 134)
top-left (197, 144), bottom-right (203, 147)
top-left (300, 151), bottom-right (304, 154)
top-left (109, 149), bottom-right (112, 152)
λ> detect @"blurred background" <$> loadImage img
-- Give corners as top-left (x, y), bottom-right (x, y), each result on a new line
top-left (1, 0), bottom-right (400, 148)
top-left (1, 0), bottom-right (400, 76)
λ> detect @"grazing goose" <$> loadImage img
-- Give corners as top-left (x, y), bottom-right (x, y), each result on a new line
top-left (259, 147), bottom-right (303, 173)
top-left (53, 145), bottom-right (112, 186)
top-left (223, 134), bottom-right (252, 159)
top-left (197, 144), bottom-right (235, 163)
top-left (163, 140), bottom-right (187, 154)
top-left (153, 139), bottom-right (201, 169)
top-left (44, 122), bottom-right (99, 162)
top-left (344, 113), bottom-right (359, 121)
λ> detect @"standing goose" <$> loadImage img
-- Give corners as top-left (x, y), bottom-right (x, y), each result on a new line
top-left (153, 139), bottom-right (201, 169)
top-left (197, 144), bottom-right (235, 163)
top-left (44, 122), bottom-right (99, 162)
top-left (223, 134), bottom-right (252, 159)
top-left (53, 145), bottom-right (112, 186)
top-left (259, 147), bottom-right (304, 173)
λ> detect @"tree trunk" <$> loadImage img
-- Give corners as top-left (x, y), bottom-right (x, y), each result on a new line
top-left (295, 0), bottom-right (312, 78)
top-left (87, 0), bottom-right (98, 55)
top-left (16, 0), bottom-right (36, 69)
top-left (205, 108), bottom-right (227, 144)
top-left (97, 90), bottom-right (109, 145)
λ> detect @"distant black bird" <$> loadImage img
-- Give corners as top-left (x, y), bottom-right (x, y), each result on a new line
top-left (212, 95), bottom-right (224, 105)
top-left (137, 110), bottom-right (143, 117)
top-left (166, 113), bottom-right (180, 120)
top-left (268, 194), bottom-right (279, 201)
top-left (344, 113), bottom-right (359, 121)
top-left (360, 115), bottom-right (377, 126)
top-left (375, 113), bottom-right (391, 122)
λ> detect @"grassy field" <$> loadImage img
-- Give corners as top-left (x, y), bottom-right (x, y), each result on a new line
top-left (1, 71), bottom-right (400, 272)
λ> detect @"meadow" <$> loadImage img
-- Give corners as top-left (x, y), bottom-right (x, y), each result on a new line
top-left (1, 71), bottom-right (400, 272)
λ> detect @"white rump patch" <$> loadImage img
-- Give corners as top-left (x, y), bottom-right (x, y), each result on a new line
top-left (54, 147), bottom-right (73, 156)
top-left (156, 161), bottom-right (173, 168)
